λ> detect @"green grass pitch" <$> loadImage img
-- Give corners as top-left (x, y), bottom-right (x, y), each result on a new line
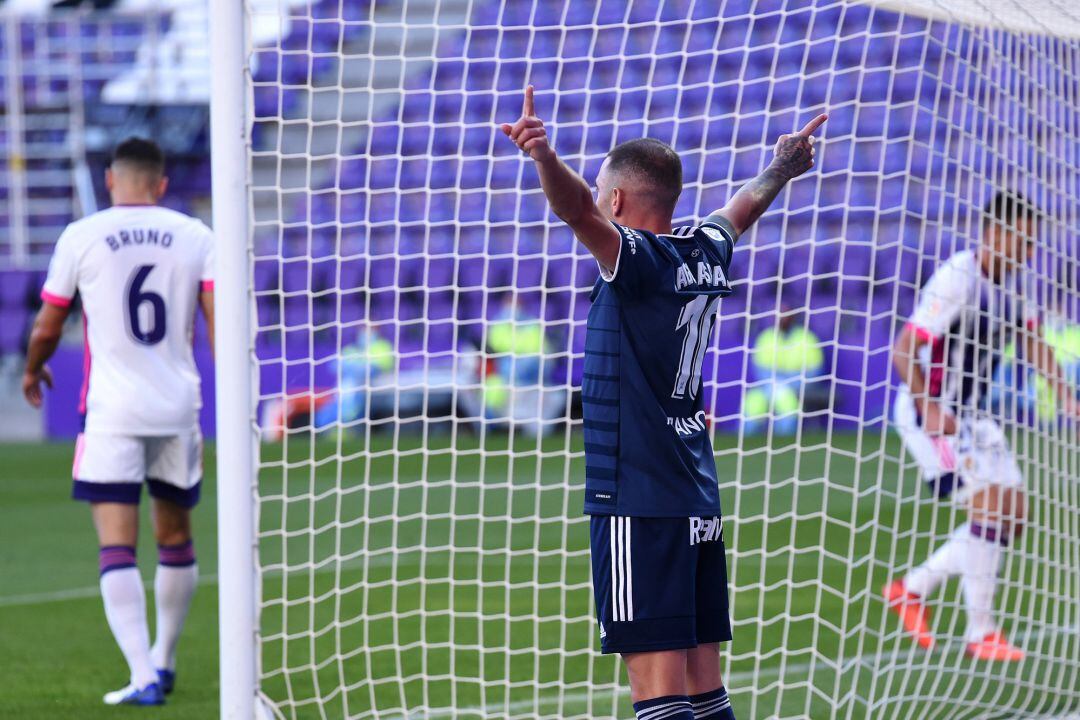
top-left (1, 431), bottom-right (1076, 719)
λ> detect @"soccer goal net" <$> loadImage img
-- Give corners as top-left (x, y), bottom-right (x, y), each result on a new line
top-left (210, 0), bottom-right (1080, 717)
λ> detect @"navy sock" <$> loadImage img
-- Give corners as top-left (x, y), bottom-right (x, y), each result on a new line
top-left (689, 686), bottom-right (735, 719)
top-left (633, 694), bottom-right (694, 719)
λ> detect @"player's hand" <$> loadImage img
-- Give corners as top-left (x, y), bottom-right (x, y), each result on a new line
top-left (22, 366), bottom-right (53, 408)
top-left (500, 85), bottom-right (554, 163)
top-left (920, 399), bottom-right (958, 436)
top-left (769, 113), bottom-right (828, 180)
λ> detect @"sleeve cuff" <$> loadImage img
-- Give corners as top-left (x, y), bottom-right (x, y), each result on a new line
top-left (40, 289), bottom-right (72, 308)
top-left (906, 322), bottom-right (935, 343)
top-left (200, 279), bottom-right (214, 291)
top-left (598, 226), bottom-right (625, 283)
top-left (701, 214), bottom-right (739, 246)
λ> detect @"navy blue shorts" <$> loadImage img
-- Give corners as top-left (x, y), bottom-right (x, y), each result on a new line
top-left (590, 515), bottom-right (733, 654)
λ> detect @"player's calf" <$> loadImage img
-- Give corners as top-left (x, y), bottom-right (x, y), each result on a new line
top-left (98, 545), bottom-right (160, 699)
top-left (689, 687), bottom-right (735, 719)
top-left (151, 538), bottom-right (197, 689)
top-left (686, 644), bottom-right (735, 718)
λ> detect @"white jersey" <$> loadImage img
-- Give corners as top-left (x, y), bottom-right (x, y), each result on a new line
top-left (903, 250), bottom-right (1037, 414)
top-left (41, 205), bottom-right (215, 435)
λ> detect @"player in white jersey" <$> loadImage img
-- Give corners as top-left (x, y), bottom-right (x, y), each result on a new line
top-left (22, 138), bottom-right (214, 706)
top-left (884, 191), bottom-right (1077, 661)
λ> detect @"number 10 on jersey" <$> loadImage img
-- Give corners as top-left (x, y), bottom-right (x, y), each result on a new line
top-left (673, 295), bottom-right (721, 400)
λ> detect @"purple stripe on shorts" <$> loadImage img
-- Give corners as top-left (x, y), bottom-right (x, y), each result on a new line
top-left (72, 480), bottom-right (141, 505)
top-left (970, 522), bottom-right (1010, 546)
top-left (158, 540), bottom-right (196, 567)
top-left (100, 545), bottom-right (137, 575)
top-left (146, 478), bottom-right (201, 509)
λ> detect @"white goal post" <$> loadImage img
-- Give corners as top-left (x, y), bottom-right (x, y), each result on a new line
top-left (210, 1), bottom-right (258, 719)
top-left (211, 0), bottom-right (1080, 718)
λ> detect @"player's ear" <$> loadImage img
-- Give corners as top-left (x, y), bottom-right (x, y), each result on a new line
top-left (156, 175), bottom-right (169, 199)
top-left (611, 187), bottom-right (624, 218)
top-left (104, 168), bottom-right (114, 192)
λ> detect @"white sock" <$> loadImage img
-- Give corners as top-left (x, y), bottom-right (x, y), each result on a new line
top-left (100, 567), bottom-right (158, 688)
top-left (903, 522), bottom-right (971, 598)
top-left (961, 525), bottom-right (1004, 643)
top-left (151, 563), bottom-right (198, 671)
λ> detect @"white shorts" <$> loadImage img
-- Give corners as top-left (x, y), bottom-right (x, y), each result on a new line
top-left (893, 388), bottom-right (1022, 502)
top-left (71, 427), bottom-right (203, 508)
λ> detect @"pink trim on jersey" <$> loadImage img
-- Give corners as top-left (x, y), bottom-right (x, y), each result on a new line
top-left (906, 323), bottom-right (935, 343)
top-left (72, 433), bottom-right (86, 478)
top-left (79, 314), bottom-right (92, 415)
top-left (200, 279), bottom-right (214, 292)
top-left (934, 436), bottom-right (956, 472)
top-left (40, 290), bottom-right (72, 308)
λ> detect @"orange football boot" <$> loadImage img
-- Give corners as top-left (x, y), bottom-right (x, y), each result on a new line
top-left (965, 631), bottom-right (1025, 662)
top-left (883, 579), bottom-right (935, 650)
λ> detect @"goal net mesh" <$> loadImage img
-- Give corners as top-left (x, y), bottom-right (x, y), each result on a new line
top-left (241, 0), bottom-right (1080, 717)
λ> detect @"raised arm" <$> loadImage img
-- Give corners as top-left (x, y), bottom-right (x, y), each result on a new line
top-left (716, 113), bottom-right (828, 236)
top-left (501, 86), bottom-right (620, 270)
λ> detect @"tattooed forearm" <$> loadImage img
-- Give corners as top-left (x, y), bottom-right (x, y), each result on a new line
top-left (721, 166), bottom-right (789, 235)
top-left (711, 114), bottom-right (826, 236)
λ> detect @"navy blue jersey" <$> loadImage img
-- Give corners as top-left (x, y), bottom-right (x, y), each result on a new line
top-left (582, 216), bottom-right (738, 517)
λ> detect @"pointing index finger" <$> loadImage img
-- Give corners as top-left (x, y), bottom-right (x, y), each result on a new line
top-left (797, 113), bottom-right (828, 138)
top-left (523, 85), bottom-right (535, 117)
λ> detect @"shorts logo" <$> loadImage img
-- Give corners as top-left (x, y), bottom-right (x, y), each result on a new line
top-left (689, 516), bottom-right (723, 545)
top-left (598, 621), bottom-right (606, 639)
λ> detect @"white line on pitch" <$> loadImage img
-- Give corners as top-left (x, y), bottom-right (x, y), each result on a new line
top-left (0, 573), bottom-right (221, 608)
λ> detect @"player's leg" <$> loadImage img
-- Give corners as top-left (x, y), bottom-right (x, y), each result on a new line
top-left (73, 432), bottom-right (163, 705)
top-left (688, 516), bottom-right (736, 719)
top-left (145, 426), bottom-right (204, 691)
top-left (590, 515), bottom-right (696, 719)
top-left (149, 497), bottom-right (196, 692)
top-left (93, 501), bottom-right (160, 687)
top-left (962, 479), bottom-right (1025, 661)
top-left (623, 649), bottom-right (688, 700)
top-left (685, 644), bottom-right (734, 719)
top-left (883, 395), bottom-right (959, 648)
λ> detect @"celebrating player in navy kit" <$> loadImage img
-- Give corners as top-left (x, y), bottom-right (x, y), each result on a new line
top-left (501, 86), bottom-right (825, 720)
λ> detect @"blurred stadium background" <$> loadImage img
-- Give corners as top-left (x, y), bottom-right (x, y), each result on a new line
top-left (1, 0), bottom-right (1078, 718)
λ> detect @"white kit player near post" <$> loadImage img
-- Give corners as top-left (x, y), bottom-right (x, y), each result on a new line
top-left (884, 192), bottom-right (1078, 662)
top-left (22, 138), bottom-right (215, 707)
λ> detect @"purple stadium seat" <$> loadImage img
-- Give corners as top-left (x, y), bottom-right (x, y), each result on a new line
top-left (0, 307), bottom-right (28, 353)
top-left (0, 270), bottom-right (33, 307)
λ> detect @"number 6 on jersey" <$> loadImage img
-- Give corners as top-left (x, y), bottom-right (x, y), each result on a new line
top-left (125, 264), bottom-right (167, 346)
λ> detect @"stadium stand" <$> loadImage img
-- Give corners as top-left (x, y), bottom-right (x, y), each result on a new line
top-left (0, 0), bottom-right (1056, 432)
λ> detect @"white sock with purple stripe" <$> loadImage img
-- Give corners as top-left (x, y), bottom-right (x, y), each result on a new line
top-left (151, 541), bottom-right (198, 672)
top-left (633, 694), bottom-right (694, 719)
top-left (903, 522), bottom-right (971, 598)
top-left (962, 522), bottom-right (1006, 642)
top-left (99, 546), bottom-right (158, 689)
top-left (690, 686), bottom-right (735, 719)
